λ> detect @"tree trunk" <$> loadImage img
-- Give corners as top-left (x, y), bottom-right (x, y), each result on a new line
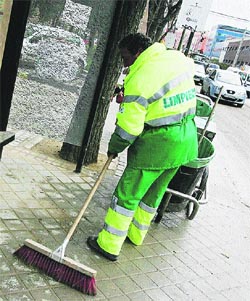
top-left (84, 0), bottom-right (147, 165)
top-left (61, 0), bottom-right (147, 166)
top-left (147, 0), bottom-right (182, 42)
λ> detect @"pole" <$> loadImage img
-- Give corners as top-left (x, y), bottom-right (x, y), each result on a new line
top-left (177, 26), bottom-right (187, 51)
top-left (232, 28), bottom-right (247, 67)
top-left (0, 0), bottom-right (31, 131)
top-left (184, 26), bottom-right (197, 56)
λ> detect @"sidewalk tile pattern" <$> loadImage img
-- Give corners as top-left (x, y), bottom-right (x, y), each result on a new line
top-left (0, 130), bottom-right (250, 300)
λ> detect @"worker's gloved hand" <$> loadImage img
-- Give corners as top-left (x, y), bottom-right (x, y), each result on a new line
top-left (107, 151), bottom-right (118, 159)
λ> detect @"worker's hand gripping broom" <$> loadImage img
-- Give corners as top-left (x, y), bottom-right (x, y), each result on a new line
top-left (13, 155), bottom-right (114, 296)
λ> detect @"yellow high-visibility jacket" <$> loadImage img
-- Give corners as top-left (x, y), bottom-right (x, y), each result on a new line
top-left (108, 43), bottom-right (198, 169)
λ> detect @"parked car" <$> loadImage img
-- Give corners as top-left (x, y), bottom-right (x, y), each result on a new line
top-left (227, 66), bottom-right (240, 73)
top-left (200, 69), bottom-right (247, 107)
top-left (193, 62), bottom-right (206, 85)
top-left (243, 72), bottom-right (250, 98)
top-left (206, 63), bottom-right (220, 74)
top-left (227, 67), bottom-right (248, 82)
top-left (190, 52), bottom-right (209, 65)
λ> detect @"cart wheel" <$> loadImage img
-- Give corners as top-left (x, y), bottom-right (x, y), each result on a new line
top-left (154, 212), bottom-right (163, 224)
top-left (192, 167), bottom-right (209, 200)
top-left (186, 200), bottom-right (199, 220)
top-left (196, 166), bottom-right (209, 204)
top-left (199, 166), bottom-right (209, 194)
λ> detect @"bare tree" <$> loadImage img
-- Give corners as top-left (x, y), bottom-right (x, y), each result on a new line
top-left (147, 0), bottom-right (182, 42)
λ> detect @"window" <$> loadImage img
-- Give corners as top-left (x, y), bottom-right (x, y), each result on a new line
top-left (9, 0), bottom-right (116, 146)
top-left (209, 70), bottom-right (216, 80)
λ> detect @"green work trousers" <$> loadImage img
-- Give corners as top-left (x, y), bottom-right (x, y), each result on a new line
top-left (97, 166), bottom-right (179, 254)
top-left (115, 166), bottom-right (179, 211)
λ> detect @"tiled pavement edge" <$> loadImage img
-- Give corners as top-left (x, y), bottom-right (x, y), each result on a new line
top-left (0, 130), bottom-right (250, 301)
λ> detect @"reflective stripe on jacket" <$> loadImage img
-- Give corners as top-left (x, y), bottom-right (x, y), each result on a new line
top-left (108, 43), bottom-right (198, 169)
top-left (115, 43), bottom-right (196, 139)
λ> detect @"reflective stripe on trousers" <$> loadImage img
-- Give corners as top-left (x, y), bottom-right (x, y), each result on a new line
top-left (97, 197), bottom-right (134, 255)
top-left (98, 167), bottom-right (178, 254)
top-left (127, 201), bottom-right (157, 246)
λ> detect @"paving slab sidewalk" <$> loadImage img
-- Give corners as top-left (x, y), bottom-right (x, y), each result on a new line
top-left (0, 129), bottom-right (250, 301)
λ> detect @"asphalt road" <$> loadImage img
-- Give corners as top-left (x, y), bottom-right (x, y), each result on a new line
top-left (195, 84), bottom-right (250, 210)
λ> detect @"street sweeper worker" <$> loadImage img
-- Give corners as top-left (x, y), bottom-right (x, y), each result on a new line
top-left (87, 33), bottom-right (198, 261)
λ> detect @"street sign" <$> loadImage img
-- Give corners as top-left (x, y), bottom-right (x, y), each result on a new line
top-left (176, 0), bottom-right (212, 31)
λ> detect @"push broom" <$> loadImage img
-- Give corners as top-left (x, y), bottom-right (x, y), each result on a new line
top-left (14, 155), bottom-right (114, 295)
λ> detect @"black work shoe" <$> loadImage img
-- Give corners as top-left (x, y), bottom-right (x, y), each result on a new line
top-left (87, 236), bottom-right (118, 262)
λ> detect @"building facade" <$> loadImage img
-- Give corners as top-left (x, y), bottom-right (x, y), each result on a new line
top-left (205, 25), bottom-right (250, 59)
top-left (223, 38), bottom-right (250, 67)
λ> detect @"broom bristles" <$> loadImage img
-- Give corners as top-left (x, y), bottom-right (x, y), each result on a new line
top-left (14, 245), bottom-right (97, 296)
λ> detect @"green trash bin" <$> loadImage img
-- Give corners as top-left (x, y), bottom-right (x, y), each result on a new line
top-left (196, 94), bottom-right (213, 118)
top-left (185, 134), bottom-right (215, 168)
top-left (164, 134), bottom-right (215, 212)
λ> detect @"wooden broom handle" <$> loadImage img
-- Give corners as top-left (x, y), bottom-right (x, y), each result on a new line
top-left (66, 155), bottom-right (114, 241)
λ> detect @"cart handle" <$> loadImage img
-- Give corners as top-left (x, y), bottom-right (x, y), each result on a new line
top-left (166, 188), bottom-right (199, 220)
